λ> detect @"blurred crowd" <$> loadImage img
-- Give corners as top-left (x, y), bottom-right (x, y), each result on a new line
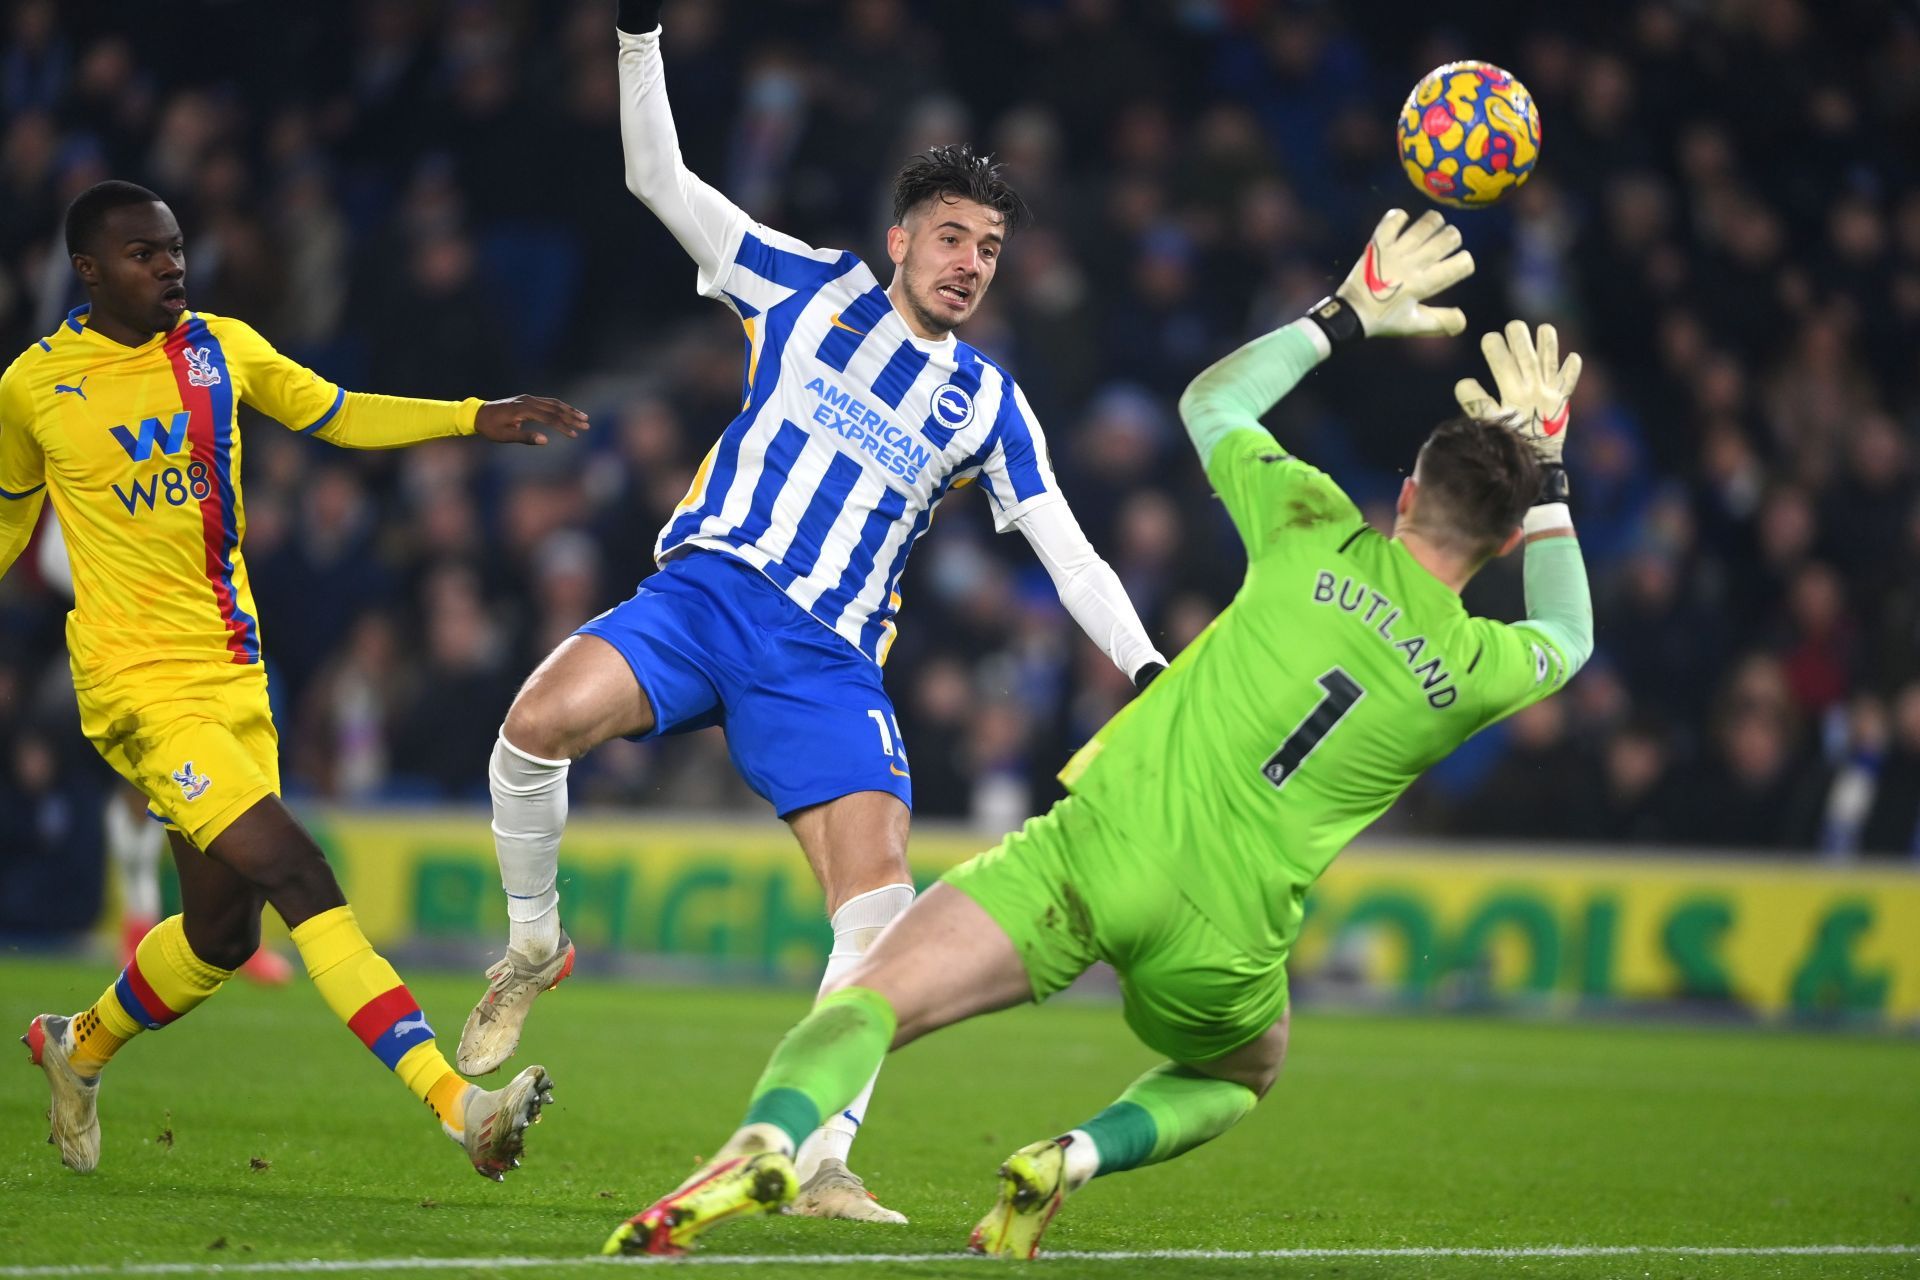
top-left (1, 0), bottom-right (1917, 857)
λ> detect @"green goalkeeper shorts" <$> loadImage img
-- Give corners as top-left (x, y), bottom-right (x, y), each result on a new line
top-left (942, 793), bottom-right (1289, 1064)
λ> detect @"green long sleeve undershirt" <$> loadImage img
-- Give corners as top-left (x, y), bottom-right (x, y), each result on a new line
top-left (1176, 319), bottom-right (1593, 679)
top-left (1175, 319), bottom-right (1327, 469)
top-left (1517, 524), bottom-right (1594, 677)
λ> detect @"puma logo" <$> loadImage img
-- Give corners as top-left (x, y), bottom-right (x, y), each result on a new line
top-left (54, 376), bottom-right (88, 400)
top-left (392, 1012), bottom-right (431, 1039)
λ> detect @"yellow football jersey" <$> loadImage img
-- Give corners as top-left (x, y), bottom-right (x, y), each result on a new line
top-left (0, 306), bottom-right (478, 688)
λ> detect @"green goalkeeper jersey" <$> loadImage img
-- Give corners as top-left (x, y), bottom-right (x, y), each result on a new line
top-left (1057, 322), bottom-right (1591, 954)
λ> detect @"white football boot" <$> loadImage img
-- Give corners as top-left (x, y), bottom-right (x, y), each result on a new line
top-left (456, 929), bottom-right (575, 1075)
top-left (23, 1014), bottom-right (101, 1174)
top-left (454, 1063), bottom-right (553, 1180)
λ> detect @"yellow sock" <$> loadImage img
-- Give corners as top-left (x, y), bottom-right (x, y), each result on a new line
top-left (289, 905), bottom-right (469, 1131)
top-left (409, 1047), bottom-right (475, 1136)
top-left (71, 916), bottom-right (233, 1077)
top-left (67, 1008), bottom-right (127, 1077)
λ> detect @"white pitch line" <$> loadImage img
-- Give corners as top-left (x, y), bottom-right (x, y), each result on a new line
top-left (0, 1245), bottom-right (1914, 1276)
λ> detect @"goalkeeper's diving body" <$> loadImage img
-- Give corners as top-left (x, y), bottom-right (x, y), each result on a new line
top-left (602, 210), bottom-right (1595, 1257)
top-left (6, 181), bottom-right (582, 1181)
top-left (461, 0), bottom-right (1164, 1223)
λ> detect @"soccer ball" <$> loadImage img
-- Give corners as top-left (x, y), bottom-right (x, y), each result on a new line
top-left (1396, 61), bottom-right (1540, 209)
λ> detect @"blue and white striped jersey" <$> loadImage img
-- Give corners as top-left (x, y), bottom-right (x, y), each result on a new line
top-left (619, 22), bottom-right (1161, 679)
top-left (656, 225), bottom-right (1060, 665)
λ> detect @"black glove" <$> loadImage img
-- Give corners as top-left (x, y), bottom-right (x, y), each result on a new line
top-left (1133, 661), bottom-right (1167, 691)
top-left (617, 0), bottom-right (664, 34)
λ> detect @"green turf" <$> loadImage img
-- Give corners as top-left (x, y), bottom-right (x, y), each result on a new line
top-left (0, 956), bottom-right (1914, 1279)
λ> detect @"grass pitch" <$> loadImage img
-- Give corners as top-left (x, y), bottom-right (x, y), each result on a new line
top-left (0, 955), bottom-right (1914, 1279)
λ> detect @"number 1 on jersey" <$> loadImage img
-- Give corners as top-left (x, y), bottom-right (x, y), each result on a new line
top-left (1262, 667), bottom-right (1365, 789)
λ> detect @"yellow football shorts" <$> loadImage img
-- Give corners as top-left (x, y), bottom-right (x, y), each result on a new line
top-left (76, 660), bottom-right (281, 847)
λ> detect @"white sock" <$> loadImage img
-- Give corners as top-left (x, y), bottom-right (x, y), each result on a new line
top-left (664, 1123), bottom-right (796, 1197)
top-left (722, 1122), bottom-right (796, 1161)
top-left (1059, 1128), bottom-right (1100, 1192)
top-left (793, 882), bottom-right (914, 1183)
top-left (490, 733), bottom-right (569, 963)
top-left (105, 795), bottom-right (165, 921)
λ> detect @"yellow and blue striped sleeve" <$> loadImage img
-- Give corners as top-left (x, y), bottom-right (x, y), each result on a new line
top-left (215, 314), bottom-right (478, 449)
top-left (212, 314), bottom-right (347, 433)
top-left (0, 367), bottom-right (48, 578)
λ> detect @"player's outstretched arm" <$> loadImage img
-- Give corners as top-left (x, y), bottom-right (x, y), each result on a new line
top-left (309, 391), bottom-right (591, 450)
top-left (1178, 209), bottom-right (1475, 468)
top-left (616, 0), bottom-right (753, 288)
top-left (1012, 498), bottom-right (1168, 688)
top-left (0, 378), bottom-right (48, 579)
top-left (220, 316), bottom-right (590, 450)
top-left (1458, 321), bottom-right (1594, 677)
top-left (981, 381), bottom-right (1166, 686)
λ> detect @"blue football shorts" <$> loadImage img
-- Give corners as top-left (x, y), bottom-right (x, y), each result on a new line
top-left (576, 549), bottom-right (912, 817)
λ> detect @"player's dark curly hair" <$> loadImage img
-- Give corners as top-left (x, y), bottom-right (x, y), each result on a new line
top-left (65, 180), bottom-right (165, 257)
top-left (1412, 417), bottom-right (1542, 560)
top-left (891, 143), bottom-right (1029, 234)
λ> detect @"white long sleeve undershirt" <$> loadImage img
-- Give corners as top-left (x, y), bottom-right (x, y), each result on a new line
top-left (616, 25), bottom-right (747, 297)
top-left (1013, 497), bottom-right (1168, 681)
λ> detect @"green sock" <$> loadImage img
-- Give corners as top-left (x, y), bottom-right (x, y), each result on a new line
top-left (1075, 1064), bottom-right (1258, 1179)
top-left (741, 986), bottom-right (897, 1150)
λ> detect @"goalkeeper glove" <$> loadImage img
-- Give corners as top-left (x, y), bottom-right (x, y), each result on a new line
top-left (617, 0), bottom-right (664, 34)
top-left (1305, 209), bottom-right (1475, 349)
top-left (1454, 319), bottom-right (1582, 501)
